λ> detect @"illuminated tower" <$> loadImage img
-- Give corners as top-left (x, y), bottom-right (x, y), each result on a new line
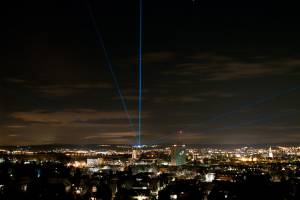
top-left (132, 149), bottom-right (139, 160)
top-left (170, 130), bottom-right (186, 166)
top-left (268, 146), bottom-right (273, 158)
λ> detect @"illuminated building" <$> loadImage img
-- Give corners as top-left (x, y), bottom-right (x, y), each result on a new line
top-left (132, 149), bottom-right (139, 160)
top-left (268, 147), bottom-right (273, 158)
top-left (171, 145), bottom-right (186, 166)
top-left (205, 173), bottom-right (215, 182)
top-left (87, 158), bottom-right (103, 167)
top-left (170, 130), bottom-right (186, 166)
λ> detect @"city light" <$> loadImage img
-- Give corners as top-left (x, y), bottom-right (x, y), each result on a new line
top-left (1, 1), bottom-right (300, 200)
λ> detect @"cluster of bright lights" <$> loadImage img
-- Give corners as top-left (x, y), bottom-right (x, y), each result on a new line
top-left (134, 195), bottom-right (148, 200)
top-left (67, 161), bottom-right (86, 168)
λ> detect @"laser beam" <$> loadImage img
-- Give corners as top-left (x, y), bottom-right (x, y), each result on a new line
top-left (137, 0), bottom-right (143, 146)
top-left (87, 1), bottom-right (134, 130)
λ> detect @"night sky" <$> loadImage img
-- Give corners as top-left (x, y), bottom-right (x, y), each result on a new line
top-left (1, 0), bottom-right (300, 145)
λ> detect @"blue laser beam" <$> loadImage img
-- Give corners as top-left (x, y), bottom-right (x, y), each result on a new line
top-left (87, 1), bottom-right (134, 130)
top-left (137, 0), bottom-right (143, 146)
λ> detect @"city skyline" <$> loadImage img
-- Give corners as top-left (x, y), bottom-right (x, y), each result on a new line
top-left (1, 0), bottom-right (300, 145)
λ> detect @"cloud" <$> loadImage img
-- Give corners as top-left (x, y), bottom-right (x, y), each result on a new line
top-left (198, 91), bottom-right (234, 98)
top-left (4, 109), bottom-right (149, 145)
top-left (3, 78), bottom-right (26, 83)
top-left (147, 132), bottom-right (208, 144)
top-left (8, 134), bottom-right (19, 137)
top-left (36, 82), bottom-right (113, 97)
top-left (4, 79), bottom-right (113, 97)
top-left (141, 52), bottom-right (176, 63)
top-left (189, 53), bottom-right (233, 62)
top-left (204, 63), bottom-right (291, 80)
top-left (249, 125), bottom-right (300, 131)
top-left (6, 125), bottom-right (26, 128)
top-left (153, 96), bottom-right (205, 103)
top-left (152, 130), bottom-right (300, 144)
top-left (113, 95), bottom-right (145, 101)
top-left (83, 131), bottom-right (135, 140)
top-left (10, 109), bottom-right (143, 125)
top-left (164, 53), bottom-right (300, 80)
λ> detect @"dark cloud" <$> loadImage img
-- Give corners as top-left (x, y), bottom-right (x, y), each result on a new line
top-left (141, 52), bottom-right (177, 63)
top-left (153, 96), bottom-right (205, 103)
top-left (164, 54), bottom-right (300, 80)
top-left (35, 83), bottom-right (113, 97)
top-left (10, 109), bottom-right (144, 124)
